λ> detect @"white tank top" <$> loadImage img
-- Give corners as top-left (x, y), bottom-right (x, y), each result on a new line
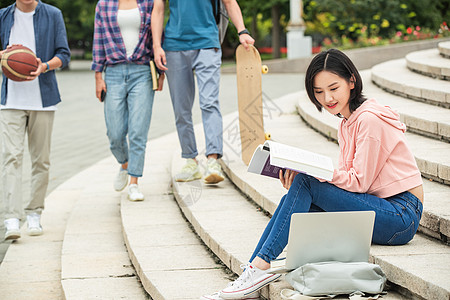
top-left (117, 7), bottom-right (141, 58)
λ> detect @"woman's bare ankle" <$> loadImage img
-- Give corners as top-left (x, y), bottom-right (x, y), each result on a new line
top-left (130, 176), bottom-right (138, 185)
top-left (251, 256), bottom-right (271, 270)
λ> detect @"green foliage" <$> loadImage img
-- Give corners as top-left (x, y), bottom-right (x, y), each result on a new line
top-left (225, 0), bottom-right (289, 47)
top-left (0, 1), bottom-right (15, 8)
top-left (303, 0), bottom-right (450, 41)
top-left (44, 0), bottom-right (96, 52)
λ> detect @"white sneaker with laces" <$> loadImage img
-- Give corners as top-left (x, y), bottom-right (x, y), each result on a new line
top-left (219, 263), bottom-right (281, 299)
top-left (4, 218), bottom-right (21, 240)
top-left (128, 184), bottom-right (144, 201)
top-left (204, 158), bottom-right (224, 184)
top-left (27, 213), bottom-right (43, 236)
top-left (200, 291), bottom-right (260, 300)
top-left (114, 168), bottom-right (129, 191)
top-left (174, 158), bottom-right (202, 182)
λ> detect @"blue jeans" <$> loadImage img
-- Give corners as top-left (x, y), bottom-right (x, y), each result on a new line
top-left (249, 173), bottom-right (423, 264)
top-left (165, 49), bottom-right (223, 159)
top-left (104, 63), bottom-right (155, 177)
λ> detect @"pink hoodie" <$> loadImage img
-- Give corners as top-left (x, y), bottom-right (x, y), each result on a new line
top-left (330, 99), bottom-right (422, 198)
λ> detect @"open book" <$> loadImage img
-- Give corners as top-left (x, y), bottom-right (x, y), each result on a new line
top-left (247, 140), bottom-right (334, 181)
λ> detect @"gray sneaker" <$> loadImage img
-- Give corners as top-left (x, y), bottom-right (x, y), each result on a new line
top-left (4, 218), bottom-right (21, 240)
top-left (114, 167), bottom-right (129, 191)
top-left (204, 158), bottom-right (224, 184)
top-left (174, 158), bottom-right (202, 182)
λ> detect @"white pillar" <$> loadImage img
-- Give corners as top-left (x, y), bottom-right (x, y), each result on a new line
top-left (287, 0), bottom-right (312, 59)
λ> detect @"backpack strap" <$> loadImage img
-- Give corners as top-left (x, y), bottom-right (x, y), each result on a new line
top-left (211, 0), bottom-right (220, 24)
top-left (281, 289), bottom-right (383, 300)
top-left (349, 292), bottom-right (383, 300)
top-left (281, 289), bottom-right (334, 300)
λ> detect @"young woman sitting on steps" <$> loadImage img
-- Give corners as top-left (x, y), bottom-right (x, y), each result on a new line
top-left (201, 48), bottom-right (424, 300)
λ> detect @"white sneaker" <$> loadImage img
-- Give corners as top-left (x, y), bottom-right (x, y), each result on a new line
top-left (128, 184), bottom-right (144, 201)
top-left (4, 218), bottom-right (21, 240)
top-left (26, 213), bottom-right (43, 236)
top-left (200, 291), bottom-right (260, 300)
top-left (204, 158), bottom-right (224, 184)
top-left (219, 264), bottom-right (281, 299)
top-left (114, 168), bottom-right (129, 191)
top-left (174, 158), bottom-right (202, 182)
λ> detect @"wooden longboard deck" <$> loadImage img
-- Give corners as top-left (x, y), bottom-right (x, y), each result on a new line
top-left (236, 45), bottom-right (265, 165)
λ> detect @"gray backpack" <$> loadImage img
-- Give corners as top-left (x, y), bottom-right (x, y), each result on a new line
top-left (211, 0), bottom-right (229, 44)
top-left (282, 261), bottom-right (387, 299)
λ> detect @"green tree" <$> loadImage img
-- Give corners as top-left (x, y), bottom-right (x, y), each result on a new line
top-left (45, 0), bottom-right (96, 53)
top-left (236, 0), bottom-right (289, 58)
top-left (0, 1), bottom-right (14, 8)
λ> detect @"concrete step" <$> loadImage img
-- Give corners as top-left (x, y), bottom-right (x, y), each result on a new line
top-left (296, 76), bottom-right (450, 243)
top-left (372, 58), bottom-right (450, 109)
top-left (368, 69), bottom-right (450, 143)
top-left (439, 41), bottom-right (450, 58)
top-left (217, 95), bottom-right (450, 300)
top-left (406, 49), bottom-right (450, 80)
top-left (60, 157), bottom-right (149, 299)
top-left (120, 132), bottom-right (233, 300)
top-left (171, 151), bottom-right (289, 299)
top-left (0, 174), bottom-right (80, 299)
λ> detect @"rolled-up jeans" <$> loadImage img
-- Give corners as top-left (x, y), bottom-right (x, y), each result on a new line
top-left (250, 173), bottom-right (423, 264)
top-left (104, 63), bottom-right (155, 177)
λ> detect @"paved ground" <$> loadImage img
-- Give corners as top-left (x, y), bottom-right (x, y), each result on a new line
top-left (0, 61), bottom-right (304, 262)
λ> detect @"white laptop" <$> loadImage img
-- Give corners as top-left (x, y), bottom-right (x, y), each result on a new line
top-left (268, 211), bottom-right (375, 273)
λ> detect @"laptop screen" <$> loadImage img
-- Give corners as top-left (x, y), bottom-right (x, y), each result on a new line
top-left (284, 211), bottom-right (375, 270)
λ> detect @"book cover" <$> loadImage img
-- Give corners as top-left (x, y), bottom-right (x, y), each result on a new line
top-left (150, 60), bottom-right (158, 90)
top-left (247, 141), bottom-right (334, 181)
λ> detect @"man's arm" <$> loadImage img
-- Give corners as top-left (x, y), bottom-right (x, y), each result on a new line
top-left (222, 0), bottom-right (255, 49)
top-left (52, 9), bottom-right (71, 69)
top-left (28, 9), bottom-right (68, 80)
top-left (28, 56), bottom-right (63, 81)
top-left (151, 0), bottom-right (168, 71)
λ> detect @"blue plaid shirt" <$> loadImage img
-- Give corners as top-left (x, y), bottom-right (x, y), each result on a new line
top-left (91, 0), bottom-right (155, 72)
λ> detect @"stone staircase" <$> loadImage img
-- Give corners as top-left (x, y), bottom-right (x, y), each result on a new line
top-left (439, 41), bottom-right (450, 58)
top-left (0, 42), bottom-right (449, 299)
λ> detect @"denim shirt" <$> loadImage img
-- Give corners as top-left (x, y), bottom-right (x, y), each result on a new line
top-left (0, 1), bottom-right (71, 107)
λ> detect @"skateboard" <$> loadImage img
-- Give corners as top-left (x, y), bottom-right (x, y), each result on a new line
top-left (236, 44), bottom-right (269, 165)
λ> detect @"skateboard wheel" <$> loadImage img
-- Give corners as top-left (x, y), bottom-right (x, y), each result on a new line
top-left (265, 132), bottom-right (271, 140)
top-left (262, 65), bottom-right (269, 74)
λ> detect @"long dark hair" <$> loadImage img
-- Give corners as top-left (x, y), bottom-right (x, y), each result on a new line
top-left (305, 49), bottom-right (367, 114)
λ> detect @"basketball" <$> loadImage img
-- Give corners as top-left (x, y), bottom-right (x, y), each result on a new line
top-left (1, 45), bottom-right (39, 81)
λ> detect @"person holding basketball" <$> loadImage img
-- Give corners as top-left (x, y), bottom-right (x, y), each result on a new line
top-left (151, 0), bottom-right (254, 184)
top-left (0, 0), bottom-right (70, 240)
top-left (92, 0), bottom-right (165, 201)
